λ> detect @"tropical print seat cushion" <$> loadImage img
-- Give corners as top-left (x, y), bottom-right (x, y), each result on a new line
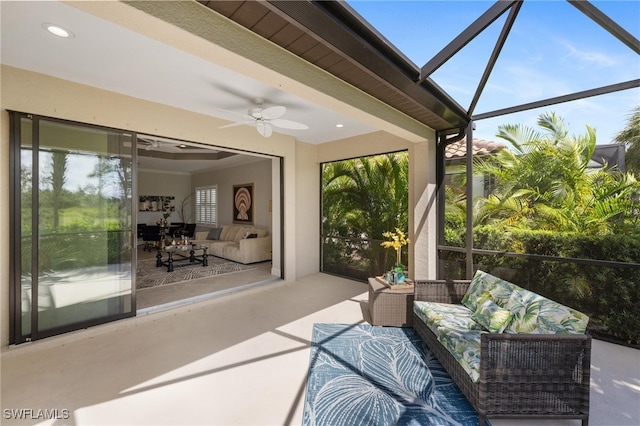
top-left (437, 327), bottom-right (483, 382)
top-left (413, 301), bottom-right (482, 335)
top-left (414, 301), bottom-right (484, 382)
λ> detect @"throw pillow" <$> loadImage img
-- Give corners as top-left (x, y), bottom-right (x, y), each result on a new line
top-left (461, 270), bottom-right (521, 312)
top-left (207, 228), bottom-right (222, 240)
top-left (461, 270), bottom-right (495, 312)
top-left (472, 299), bottom-right (514, 334)
top-left (502, 288), bottom-right (541, 334)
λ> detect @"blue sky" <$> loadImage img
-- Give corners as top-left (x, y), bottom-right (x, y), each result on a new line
top-left (347, 1), bottom-right (640, 144)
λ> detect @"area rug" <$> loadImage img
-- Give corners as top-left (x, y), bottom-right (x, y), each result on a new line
top-left (303, 323), bottom-right (485, 426)
top-left (136, 258), bottom-right (255, 289)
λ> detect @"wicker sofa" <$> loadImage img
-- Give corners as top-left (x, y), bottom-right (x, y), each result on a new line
top-left (412, 270), bottom-right (591, 426)
top-left (190, 225), bottom-right (271, 264)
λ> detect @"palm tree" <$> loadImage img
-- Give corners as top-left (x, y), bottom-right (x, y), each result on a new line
top-left (50, 150), bottom-right (68, 230)
top-left (473, 112), bottom-right (638, 234)
top-left (615, 106), bottom-right (640, 178)
top-left (322, 152), bottom-right (409, 274)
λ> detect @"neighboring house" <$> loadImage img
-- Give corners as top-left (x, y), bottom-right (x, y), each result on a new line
top-left (445, 140), bottom-right (627, 200)
top-left (589, 144), bottom-right (626, 171)
top-left (445, 138), bottom-right (506, 199)
top-left (444, 138), bottom-right (507, 164)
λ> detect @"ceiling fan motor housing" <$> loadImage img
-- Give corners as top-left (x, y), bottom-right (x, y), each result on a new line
top-left (248, 107), bottom-right (263, 119)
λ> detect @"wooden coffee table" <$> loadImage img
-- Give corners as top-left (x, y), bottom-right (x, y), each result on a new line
top-left (157, 244), bottom-right (208, 272)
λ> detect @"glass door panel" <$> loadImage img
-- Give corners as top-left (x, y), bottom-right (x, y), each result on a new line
top-left (14, 114), bottom-right (135, 342)
top-left (19, 117), bottom-right (33, 337)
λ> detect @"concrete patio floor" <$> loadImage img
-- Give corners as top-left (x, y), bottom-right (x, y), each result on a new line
top-left (1, 273), bottom-right (639, 425)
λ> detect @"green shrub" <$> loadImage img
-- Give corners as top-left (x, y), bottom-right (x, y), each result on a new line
top-left (473, 228), bottom-right (640, 346)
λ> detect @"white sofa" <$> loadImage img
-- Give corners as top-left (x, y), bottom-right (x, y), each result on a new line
top-left (190, 225), bottom-right (271, 264)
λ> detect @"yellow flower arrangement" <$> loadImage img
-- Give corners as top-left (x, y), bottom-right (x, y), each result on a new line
top-left (380, 227), bottom-right (410, 269)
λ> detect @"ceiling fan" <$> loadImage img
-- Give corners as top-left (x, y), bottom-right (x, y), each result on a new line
top-left (137, 138), bottom-right (207, 154)
top-left (138, 138), bottom-right (161, 151)
top-left (219, 98), bottom-right (309, 137)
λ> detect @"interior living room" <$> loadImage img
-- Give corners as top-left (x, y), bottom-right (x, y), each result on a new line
top-left (2, 1), bottom-right (638, 425)
top-left (134, 136), bottom-right (280, 310)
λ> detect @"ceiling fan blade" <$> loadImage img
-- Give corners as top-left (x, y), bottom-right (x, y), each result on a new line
top-left (261, 106), bottom-right (286, 120)
top-left (270, 118), bottom-right (309, 130)
top-left (256, 120), bottom-right (265, 136)
top-left (256, 120), bottom-right (272, 137)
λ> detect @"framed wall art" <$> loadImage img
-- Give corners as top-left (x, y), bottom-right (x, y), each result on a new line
top-left (139, 195), bottom-right (175, 212)
top-left (233, 183), bottom-right (253, 224)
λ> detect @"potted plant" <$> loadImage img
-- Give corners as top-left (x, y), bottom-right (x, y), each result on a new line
top-left (380, 228), bottom-right (409, 284)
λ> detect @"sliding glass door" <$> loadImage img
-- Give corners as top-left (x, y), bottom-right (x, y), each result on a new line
top-left (10, 113), bottom-right (135, 343)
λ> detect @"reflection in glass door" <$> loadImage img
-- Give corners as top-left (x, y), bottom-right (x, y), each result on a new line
top-left (10, 113), bottom-right (135, 343)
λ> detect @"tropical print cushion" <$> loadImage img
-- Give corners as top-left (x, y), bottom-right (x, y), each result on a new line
top-left (461, 270), bottom-right (492, 312)
top-left (461, 270), bottom-right (519, 312)
top-left (502, 288), bottom-right (542, 333)
top-left (437, 327), bottom-right (483, 382)
top-left (503, 287), bottom-right (589, 334)
top-left (472, 299), bottom-right (514, 333)
top-left (413, 301), bottom-right (485, 382)
top-left (413, 302), bottom-right (482, 334)
top-left (412, 301), bottom-right (433, 328)
top-left (484, 278), bottom-right (521, 307)
top-left (535, 297), bottom-right (589, 334)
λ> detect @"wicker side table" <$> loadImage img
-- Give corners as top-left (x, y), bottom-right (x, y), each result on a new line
top-left (368, 277), bottom-right (414, 327)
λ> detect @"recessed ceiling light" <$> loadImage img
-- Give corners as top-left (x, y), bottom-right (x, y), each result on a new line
top-left (43, 23), bottom-right (74, 38)
top-left (336, 124), bottom-right (344, 128)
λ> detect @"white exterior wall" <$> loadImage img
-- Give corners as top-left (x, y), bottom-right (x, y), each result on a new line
top-left (410, 140), bottom-right (438, 280)
top-left (295, 142), bottom-right (320, 278)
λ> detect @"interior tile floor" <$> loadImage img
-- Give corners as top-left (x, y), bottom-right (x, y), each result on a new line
top-left (136, 247), bottom-right (277, 310)
top-left (1, 273), bottom-right (639, 426)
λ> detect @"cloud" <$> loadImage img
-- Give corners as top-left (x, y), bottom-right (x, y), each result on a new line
top-left (472, 89), bottom-right (638, 146)
top-left (558, 39), bottom-right (617, 68)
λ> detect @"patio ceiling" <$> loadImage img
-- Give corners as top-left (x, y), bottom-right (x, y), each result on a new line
top-left (200, 0), bottom-right (469, 133)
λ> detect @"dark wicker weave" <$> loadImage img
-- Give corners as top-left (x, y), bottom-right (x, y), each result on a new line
top-left (368, 278), bottom-right (414, 327)
top-left (412, 280), bottom-right (591, 426)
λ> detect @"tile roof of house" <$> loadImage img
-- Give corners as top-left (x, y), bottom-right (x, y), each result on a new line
top-left (445, 138), bottom-right (506, 159)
